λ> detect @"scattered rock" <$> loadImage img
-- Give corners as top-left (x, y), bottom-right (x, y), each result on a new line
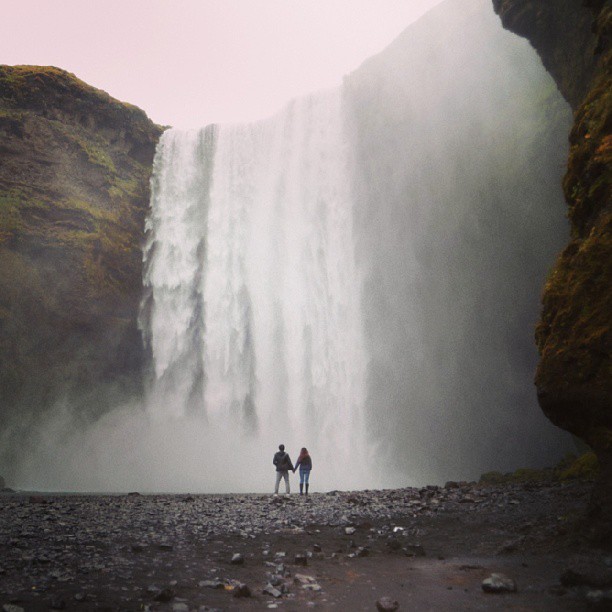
top-left (497, 538), bottom-right (523, 555)
top-left (231, 552), bottom-right (245, 565)
top-left (267, 573), bottom-right (284, 587)
top-left (49, 596), bottom-right (66, 610)
top-left (585, 589), bottom-right (612, 607)
top-left (263, 584), bottom-right (283, 598)
top-left (294, 574), bottom-right (317, 585)
top-left (482, 573), bottom-right (517, 593)
top-left (302, 583), bottom-right (322, 592)
top-left (0, 479), bottom-right (600, 609)
top-left (233, 582), bottom-right (251, 598)
top-left (345, 527), bottom-right (356, 535)
top-left (376, 595), bottom-right (399, 611)
top-left (560, 566), bottom-right (612, 588)
top-left (153, 587), bottom-right (176, 602)
top-left (403, 545), bottom-right (426, 557)
top-left (386, 538), bottom-right (402, 551)
top-left (294, 553), bottom-right (308, 566)
top-left (199, 579), bottom-right (224, 589)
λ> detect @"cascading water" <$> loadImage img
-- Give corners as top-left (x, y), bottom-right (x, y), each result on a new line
top-left (141, 89), bottom-right (374, 492)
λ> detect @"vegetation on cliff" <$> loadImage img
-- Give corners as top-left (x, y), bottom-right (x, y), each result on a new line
top-left (0, 65), bottom-right (163, 431)
top-left (493, 0), bottom-right (612, 531)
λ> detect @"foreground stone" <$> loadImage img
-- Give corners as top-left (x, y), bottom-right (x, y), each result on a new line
top-left (482, 573), bottom-right (517, 593)
top-left (377, 596), bottom-right (400, 611)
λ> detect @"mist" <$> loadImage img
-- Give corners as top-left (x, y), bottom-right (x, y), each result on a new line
top-left (3, 0), bottom-right (575, 493)
top-left (345, 0), bottom-right (574, 482)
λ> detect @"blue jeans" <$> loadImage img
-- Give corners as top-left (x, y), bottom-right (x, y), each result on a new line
top-left (299, 469), bottom-right (310, 485)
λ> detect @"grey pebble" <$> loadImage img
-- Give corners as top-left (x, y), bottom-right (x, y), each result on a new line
top-left (376, 596), bottom-right (399, 611)
top-left (482, 573), bottom-right (517, 593)
top-left (231, 552), bottom-right (244, 564)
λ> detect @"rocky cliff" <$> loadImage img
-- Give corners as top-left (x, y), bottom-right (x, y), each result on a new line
top-left (0, 66), bottom-right (163, 430)
top-left (492, 0), bottom-right (612, 529)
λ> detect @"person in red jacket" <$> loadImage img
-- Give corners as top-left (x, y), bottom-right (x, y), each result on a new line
top-left (293, 447), bottom-right (312, 495)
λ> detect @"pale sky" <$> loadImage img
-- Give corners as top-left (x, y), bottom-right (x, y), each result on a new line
top-left (1, 0), bottom-right (444, 128)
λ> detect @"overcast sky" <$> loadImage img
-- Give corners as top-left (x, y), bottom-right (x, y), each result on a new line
top-left (1, 0), bottom-right (444, 128)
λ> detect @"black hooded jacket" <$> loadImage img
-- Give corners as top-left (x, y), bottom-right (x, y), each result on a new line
top-left (273, 451), bottom-right (294, 472)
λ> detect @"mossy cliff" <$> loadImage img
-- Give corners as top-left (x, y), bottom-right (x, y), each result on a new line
top-left (0, 65), bottom-right (163, 426)
top-left (492, 0), bottom-right (612, 529)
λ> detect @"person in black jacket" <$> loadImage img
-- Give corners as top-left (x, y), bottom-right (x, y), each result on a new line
top-left (293, 447), bottom-right (312, 495)
top-left (273, 444), bottom-right (294, 495)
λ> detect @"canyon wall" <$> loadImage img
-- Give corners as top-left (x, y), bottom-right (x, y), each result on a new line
top-left (0, 66), bottom-right (163, 432)
top-left (493, 0), bottom-right (611, 525)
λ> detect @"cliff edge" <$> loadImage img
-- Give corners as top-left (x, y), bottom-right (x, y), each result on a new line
top-left (0, 66), bottom-right (163, 429)
top-left (492, 0), bottom-right (612, 531)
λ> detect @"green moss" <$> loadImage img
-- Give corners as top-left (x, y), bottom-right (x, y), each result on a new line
top-left (564, 70), bottom-right (611, 234)
top-left (0, 194), bottom-right (24, 241)
top-left (61, 197), bottom-right (116, 222)
top-left (479, 452), bottom-right (600, 485)
top-left (74, 137), bottom-right (117, 174)
top-left (1, 65), bottom-right (109, 107)
top-left (0, 188), bottom-right (47, 242)
top-left (537, 211), bottom-right (612, 383)
top-left (558, 451), bottom-right (600, 480)
top-left (512, 468), bottom-right (544, 482)
top-left (113, 176), bottom-right (141, 197)
top-left (0, 108), bottom-right (23, 120)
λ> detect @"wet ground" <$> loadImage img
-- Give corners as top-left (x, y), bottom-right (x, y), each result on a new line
top-left (1, 479), bottom-right (611, 610)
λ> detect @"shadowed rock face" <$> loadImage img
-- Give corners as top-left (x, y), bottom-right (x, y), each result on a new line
top-left (0, 65), bottom-right (164, 427)
top-left (492, 0), bottom-right (604, 108)
top-left (492, 0), bottom-right (611, 528)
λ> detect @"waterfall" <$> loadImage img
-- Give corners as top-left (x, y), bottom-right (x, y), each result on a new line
top-left (3, 0), bottom-right (575, 494)
top-left (141, 89), bottom-right (374, 492)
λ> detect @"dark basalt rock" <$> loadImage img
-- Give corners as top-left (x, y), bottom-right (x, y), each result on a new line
top-left (492, 0), bottom-right (612, 534)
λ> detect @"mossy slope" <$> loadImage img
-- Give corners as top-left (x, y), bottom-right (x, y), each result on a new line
top-left (0, 65), bottom-right (164, 423)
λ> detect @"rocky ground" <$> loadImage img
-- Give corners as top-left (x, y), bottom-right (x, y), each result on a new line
top-left (1, 479), bottom-right (611, 611)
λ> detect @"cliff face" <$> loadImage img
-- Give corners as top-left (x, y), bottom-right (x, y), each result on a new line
top-left (492, 0), bottom-right (612, 526)
top-left (0, 66), bottom-right (163, 427)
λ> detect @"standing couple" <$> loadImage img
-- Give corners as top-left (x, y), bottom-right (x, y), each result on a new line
top-left (273, 444), bottom-right (312, 495)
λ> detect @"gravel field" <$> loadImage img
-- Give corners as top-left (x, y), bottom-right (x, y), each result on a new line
top-left (1, 479), bottom-right (610, 610)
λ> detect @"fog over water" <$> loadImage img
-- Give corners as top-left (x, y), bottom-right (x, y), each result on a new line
top-left (139, 92), bottom-right (373, 492)
top-left (7, 0), bottom-right (575, 493)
